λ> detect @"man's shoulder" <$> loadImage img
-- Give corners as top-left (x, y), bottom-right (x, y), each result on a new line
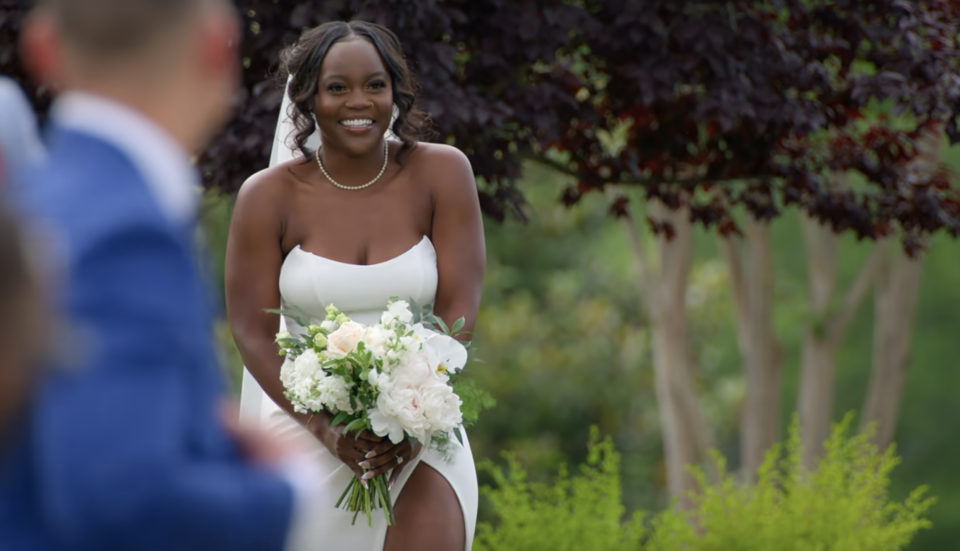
top-left (17, 134), bottom-right (173, 257)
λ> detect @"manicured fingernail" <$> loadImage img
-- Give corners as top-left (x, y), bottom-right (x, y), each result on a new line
top-left (365, 450), bottom-right (377, 459)
top-left (362, 471), bottom-right (375, 480)
top-left (361, 478), bottom-right (368, 489)
top-left (389, 480), bottom-right (395, 490)
top-left (359, 461), bottom-right (371, 469)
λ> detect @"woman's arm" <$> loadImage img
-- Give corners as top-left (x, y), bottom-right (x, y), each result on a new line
top-left (427, 145), bottom-right (487, 337)
top-left (224, 172), bottom-right (331, 435)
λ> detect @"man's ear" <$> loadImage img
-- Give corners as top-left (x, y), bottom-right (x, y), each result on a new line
top-left (19, 8), bottom-right (63, 90)
top-left (196, 5), bottom-right (241, 80)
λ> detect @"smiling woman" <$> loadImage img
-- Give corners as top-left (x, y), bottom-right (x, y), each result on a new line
top-left (224, 19), bottom-right (486, 551)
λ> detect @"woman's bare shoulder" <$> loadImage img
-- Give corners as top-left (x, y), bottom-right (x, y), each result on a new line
top-left (405, 142), bottom-right (475, 194)
top-left (407, 141), bottom-right (471, 167)
top-left (235, 158), bottom-right (309, 207)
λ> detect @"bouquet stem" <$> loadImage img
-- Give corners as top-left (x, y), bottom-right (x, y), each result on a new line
top-left (335, 472), bottom-right (395, 527)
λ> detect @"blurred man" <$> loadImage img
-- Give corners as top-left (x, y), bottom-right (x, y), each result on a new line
top-left (2, 0), bottom-right (326, 550)
top-left (0, 202), bottom-right (41, 452)
top-left (0, 77), bottom-right (46, 178)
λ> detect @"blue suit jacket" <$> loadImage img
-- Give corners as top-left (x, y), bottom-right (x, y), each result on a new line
top-left (0, 128), bottom-right (294, 551)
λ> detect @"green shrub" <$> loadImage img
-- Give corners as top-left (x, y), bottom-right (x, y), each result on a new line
top-left (475, 415), bottom-right (934, 551)
top-left (651, 414), bottom-right (936, 551)
top-left (474, 426), bottom-right (646, 551)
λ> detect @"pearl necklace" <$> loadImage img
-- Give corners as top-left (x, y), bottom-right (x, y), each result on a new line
top-left (315, 141), bottom-right (389, 191)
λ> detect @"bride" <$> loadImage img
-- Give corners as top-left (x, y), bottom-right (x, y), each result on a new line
top-left (224, 20), bottom-right (485, 551)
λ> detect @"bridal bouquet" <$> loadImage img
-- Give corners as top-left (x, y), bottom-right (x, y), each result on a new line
top-left (269, 298), bottom-right (486, 526)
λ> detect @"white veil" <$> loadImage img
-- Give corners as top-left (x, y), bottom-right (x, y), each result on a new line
top-left (238, 76), bottom-right (398, 424)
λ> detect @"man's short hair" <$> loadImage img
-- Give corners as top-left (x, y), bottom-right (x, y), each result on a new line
top-left (41, 0), bottom-right (201, 55)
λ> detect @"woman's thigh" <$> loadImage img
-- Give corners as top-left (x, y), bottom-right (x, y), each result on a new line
top-left (383, 462), bottom-right (466, 551)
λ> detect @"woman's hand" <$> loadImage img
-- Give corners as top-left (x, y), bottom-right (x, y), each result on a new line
top-left (358, 437), bottom-right (423, 489)
top-left (316, 421), bottom-right (384, 481)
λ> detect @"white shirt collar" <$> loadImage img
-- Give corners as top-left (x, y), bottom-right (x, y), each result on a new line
top-left (51, 91), bottom-right (200, 223)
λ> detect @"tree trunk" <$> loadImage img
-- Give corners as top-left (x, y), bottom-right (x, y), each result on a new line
top-left (860, 248), bottom-right (924, 450)
top-left (798, 212), bottom-right (888, 468)
top-left (798, 215), bottom-right (840, 468)
top-left (620, 198), bottom-right (713, 505)
top-left (724, 220), bottom-right (783, 480)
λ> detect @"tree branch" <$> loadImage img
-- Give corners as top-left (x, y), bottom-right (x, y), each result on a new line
top-left (606, 187), bottom-right (658, 307)
top-left (722, 234), bottom-right (750, 355)
top-left (521, 152), bottom-right (773, 189)
top-left (826, 240), bottom-right (892, 345)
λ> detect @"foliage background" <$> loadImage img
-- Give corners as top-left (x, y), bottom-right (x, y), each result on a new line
top-left (203, 151), bottom-right (960, 548)
top-left (3, 0), bottom-right (958, 546)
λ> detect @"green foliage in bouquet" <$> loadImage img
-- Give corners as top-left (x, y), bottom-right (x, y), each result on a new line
top-left (476, 415), bottom-right (934, 551)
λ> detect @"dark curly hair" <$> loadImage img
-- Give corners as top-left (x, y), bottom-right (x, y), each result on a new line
top-left (278, 20), bottom-right (433, 164)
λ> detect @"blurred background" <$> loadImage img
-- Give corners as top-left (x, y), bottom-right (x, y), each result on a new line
top-left (4, 0), bottom-right (960, 548)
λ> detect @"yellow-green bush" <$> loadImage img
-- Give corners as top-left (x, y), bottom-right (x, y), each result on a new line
top-left (476, 416), bottom-right (934, 551)
top-left (475, 426), bottom-right (646, 551)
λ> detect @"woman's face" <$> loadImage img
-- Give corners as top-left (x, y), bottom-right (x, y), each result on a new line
top-left (313, 37), bottom-right (394, 157)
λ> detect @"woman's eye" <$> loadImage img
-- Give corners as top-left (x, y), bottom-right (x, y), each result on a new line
top-left (327, 84), bottom-right (347, 93)
top-left (369, 81), bottom-right (387, 90)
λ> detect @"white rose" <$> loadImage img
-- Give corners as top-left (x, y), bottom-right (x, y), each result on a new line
top-left (293, 349), bottom-right (324, 380)
top-left (320, 319), bottom-right (339, 333)
top-left (381, 300), bottom-right (414, 326)
top-left (326, 321), bottom-right (366, 358)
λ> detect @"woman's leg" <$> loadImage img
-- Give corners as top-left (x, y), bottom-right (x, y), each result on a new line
top-left (384, 462), bottom-right (466, 551)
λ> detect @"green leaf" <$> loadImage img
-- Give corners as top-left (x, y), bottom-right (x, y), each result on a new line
top-left (454, 427), bottom-right (464, 446)
top-left (452, 317), bottom-right (466, 333)
top-left (275, 337), bottom-right (303, 347)
top-left (344, 418), bottom-right (366, 435)
top-left (409, 298), bottom-right (422, 324)
top-left (264, 305), bottom-right (313, 328)
top-left (329, 410), bottom-right (350, 428)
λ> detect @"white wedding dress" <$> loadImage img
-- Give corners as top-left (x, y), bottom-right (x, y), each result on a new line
top-left (238, 81), bottom-right (478, 550)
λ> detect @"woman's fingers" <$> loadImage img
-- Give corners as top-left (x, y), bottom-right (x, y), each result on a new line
top-left (364, 441), bottom-right (413, 480)
top-left (387, 455), bottom-right (410, 488)
top-left (343, 430), bottom-right (379, 451)
top-left (355, 430), bottom-right (384, 443)
top-left (362, 439), bottom-right (399, 460)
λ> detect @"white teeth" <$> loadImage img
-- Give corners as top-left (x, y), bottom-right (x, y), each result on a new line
top-left (341, 119), bottom-right (373, 127)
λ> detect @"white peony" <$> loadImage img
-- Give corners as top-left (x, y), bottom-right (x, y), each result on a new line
top-left (392, 349), bottom-right (438, 388)
top-left (368, 406), bottom-right (406, 444)
top-left (368, 347), bottom-right (457, 444)
top-left (370, 385), bottom-right (431, 444)
top-left (325, 321), bottom-right (366, 359)
top-left (320, 319), bottom-right (339, 333)
top-left (381, 300), bottom-right (414, 326)
top-left (419, 380), bottom-right (463, 433)
top-left (361, 325), bottom-right (391, 358)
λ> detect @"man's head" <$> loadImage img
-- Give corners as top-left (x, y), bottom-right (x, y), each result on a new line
top-left (20, 0), bottom-right (241, 152)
